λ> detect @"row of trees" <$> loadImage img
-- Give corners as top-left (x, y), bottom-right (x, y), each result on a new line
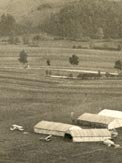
top-left (0, 14), bottom-right (34, 37)
top-left (18, 51), bottom-right (79, 66)
top-left (69, 55), bottom-right (122, 72)
top-left (18, 50), bottom-right (122, 72)
top-left (41, 0), bottom-right (122, 39)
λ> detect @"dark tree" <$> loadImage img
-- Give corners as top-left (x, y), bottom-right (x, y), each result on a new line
top-left (114, 60), bottom-right (122, 70)
top-left (0, 14), bottom-right (16, 36)
top-left (33, 35), bottom-right (41, 41)
top-left (19, 50), bottom-right (28, 65)
top-left (46, 59), bottom-right (51, 66)
top-left (69, 55), bottom-right (79, 65)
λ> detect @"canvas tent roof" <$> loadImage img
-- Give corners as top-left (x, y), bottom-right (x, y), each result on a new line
top-left (78, 113), bottom-right (114, 125)
top-left (34, 120), bottom-right (112, 142)
top-left (34, 120), bottom-right (80, 137)
top-left (66, 127), bottom-right (111, 142)
top-left (98, 109), bottom-right (122, 119)
top-left (77, 113), bottom-right (122, 129)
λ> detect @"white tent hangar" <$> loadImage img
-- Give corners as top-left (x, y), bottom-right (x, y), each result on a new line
top-left (34, 120), bottom-right (112, 142)
top-left (77, 113), bottom-right (122, 129)
top-left (98, 109), bottom-right (122, 119)
top-left (34, 120), bottom-right (79, 137)
top-left (66, 127), bottom-right (111, 142)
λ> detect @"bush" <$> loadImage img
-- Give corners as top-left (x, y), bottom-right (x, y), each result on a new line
top-left (77, 73), bottom-right (83, 79)
top-left (68, 73), bottom-right (73, 78)
top-left (77, 72), bottom-right (101, 80)
top-left (114, 60), bottom-right (122, 70)
top-left (33, 35), bottom-right (41, 41)
top-left (77, 45), bottom-right (82, 49)
top-left (69, 55), bottom-right (79, 65)
top-left (18, 50), bottom-right (28, 65)
top-left (72, 45), bottom-right (76, 49)
top-left (46, 59), bottom-right (51, 66)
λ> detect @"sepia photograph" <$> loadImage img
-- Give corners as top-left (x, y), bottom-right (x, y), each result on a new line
top-left (0, 0), bottom-right (122, 162)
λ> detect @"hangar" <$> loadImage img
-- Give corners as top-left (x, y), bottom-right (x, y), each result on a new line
top-left (34, 120), bottom-right (80, 137)
top-left (77, 113), bottom-right (122, 129)
top-left (65, 127), bottom-right (111, 142)
top-left (34, 120), bottom-right (112, 142)
top-left (98, 109), bottom-right (122, 119)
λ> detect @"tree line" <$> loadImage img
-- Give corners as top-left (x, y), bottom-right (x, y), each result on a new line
top-left (19, 50), bottom-right (122, 73)
top-left (41, 0), bottom-right (122, 39)
top-left (0, 14), bottom-right (35, 37)
top-left (1, 0), bottom-right (122, 40)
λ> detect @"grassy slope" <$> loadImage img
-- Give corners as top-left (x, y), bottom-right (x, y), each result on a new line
top-left (0, 44), bottom-right (122, 163)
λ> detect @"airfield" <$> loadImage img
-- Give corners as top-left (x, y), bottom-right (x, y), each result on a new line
top-left (0, 43), bottom-right (122, 163)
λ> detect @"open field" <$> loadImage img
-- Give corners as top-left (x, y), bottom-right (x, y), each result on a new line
top-left (0, 68), bottom-right (122, 163)
top-left (0, 44), bottom-right (121, 72)
top-left (0, 44), bottom-right (122, 163)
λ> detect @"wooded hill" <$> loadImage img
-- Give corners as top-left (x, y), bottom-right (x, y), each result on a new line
top-left (0, 0), bottom-right (77, 26)
top-left (0, 0), bottom-right (122, 39)
top-left (41, 0), bottom-right (122, 39)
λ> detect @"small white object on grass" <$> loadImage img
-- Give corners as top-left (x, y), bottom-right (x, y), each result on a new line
top-left (70, 112), bottom-right (75, 122)
top-left (103, 139), bottom-right (115, 147)
top-left (103, 139), bottom-right (120, 148)
top-left (10, 124), bottom-right (24, 131)
top-left (40, 135), bottom-right (52, 142)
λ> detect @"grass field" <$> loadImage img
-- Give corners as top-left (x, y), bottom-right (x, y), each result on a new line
top-left (0, 44), bottom-right (121, 72)
top-left (0, 44), bottom-right (122, 163)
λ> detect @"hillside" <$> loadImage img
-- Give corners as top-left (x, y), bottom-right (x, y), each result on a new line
top-left (0, 0), bottom-right (78, 26)
top-left (41, 0), bottom-right (122, 39)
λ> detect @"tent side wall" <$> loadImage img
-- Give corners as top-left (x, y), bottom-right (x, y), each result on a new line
top-left (34, 128), bottom-right (65, 137)
top-left (73, 136), bottom-right (111, 142)
top-left (77, 119), bottom-right (108, 128)
top-left (66, 128), bottom-right (112, 143)
top-left (77, 119), bottom-right (122, 130)
top-left (108, 119), bottom-right (122, 130)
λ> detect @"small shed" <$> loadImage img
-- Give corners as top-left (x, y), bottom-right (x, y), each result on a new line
top-left (34, 120), bottom-right (80, 137)
top-left (77, 113), bottom-right (122, 129)
top-left (98, 109), bottom-right (122, 119)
